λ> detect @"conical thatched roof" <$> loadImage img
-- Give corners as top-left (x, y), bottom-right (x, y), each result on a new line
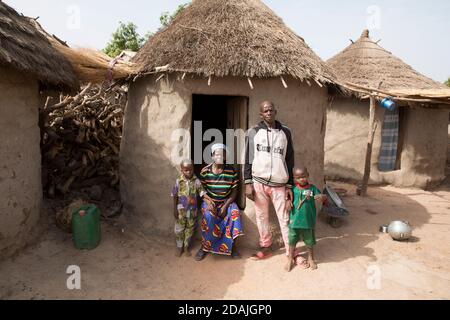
top-left (328, 29), bottom-right (445, 91)
top-left (0, 1), bottom-right (77, 88)
top-left (133, 0), bottom-right (336, 85)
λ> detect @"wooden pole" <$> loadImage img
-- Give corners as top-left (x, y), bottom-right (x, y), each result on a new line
top-left (247, 78), bottom-right (254, 90)
top-left (360, 95), bottom-right (378, 196)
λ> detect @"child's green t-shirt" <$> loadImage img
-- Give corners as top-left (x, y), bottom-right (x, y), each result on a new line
top-left (290, 184), bottom-right (322, 229)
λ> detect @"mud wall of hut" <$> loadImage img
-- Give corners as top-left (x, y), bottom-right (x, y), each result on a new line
top-left (325, 97), bottom-right (448, 189)
top-left (120, 75), bottom-right (328, 248)
top-left (0, 66), bottom-right (42, 260)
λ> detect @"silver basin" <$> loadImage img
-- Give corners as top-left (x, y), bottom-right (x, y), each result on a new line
top-left (388, 221), bottom-right (412, 241)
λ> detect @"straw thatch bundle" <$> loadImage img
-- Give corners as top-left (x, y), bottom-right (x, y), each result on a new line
top-left (328, 29), bottom-right (449, 101)
top-left (26, 17), bottom-right (137, 84)
top-left (46, 44), bottom-right (136, 84)
top-left (0, 1), bottom-right (77, 88)
top-left (133, 0), bottom-right (336, 85)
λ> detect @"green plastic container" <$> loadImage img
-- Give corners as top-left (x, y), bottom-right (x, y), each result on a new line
top-left (72, 204), bottom-right (101, 250)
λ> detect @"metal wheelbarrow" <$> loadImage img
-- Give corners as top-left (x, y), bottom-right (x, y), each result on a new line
top-left (321, 184), bottom-right (349, 228)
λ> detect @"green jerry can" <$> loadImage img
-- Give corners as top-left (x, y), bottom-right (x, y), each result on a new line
top-left (72, 204), bottom-right (101, 250)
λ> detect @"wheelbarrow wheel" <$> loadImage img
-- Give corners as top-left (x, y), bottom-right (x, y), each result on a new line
top-left (329, 217), bottom-right (342, 229)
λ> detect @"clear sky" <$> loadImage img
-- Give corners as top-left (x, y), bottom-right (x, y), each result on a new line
top-left (4, 0), bottom-right (450, 82)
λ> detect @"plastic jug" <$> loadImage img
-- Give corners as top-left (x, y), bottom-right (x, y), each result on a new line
top-left (72, 204), bottom-right (101, 250)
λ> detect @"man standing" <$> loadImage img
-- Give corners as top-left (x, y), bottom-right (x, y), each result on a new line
top-left (245, 101), bottom-right (295, 260)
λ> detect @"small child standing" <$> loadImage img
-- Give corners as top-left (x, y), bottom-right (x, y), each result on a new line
top-left (286, 167), bottom-right (327, 272)
top-left (171, 160), bottom-right (207, 257)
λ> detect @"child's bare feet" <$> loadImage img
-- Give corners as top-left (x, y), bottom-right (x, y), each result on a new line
top-left (185, 248), bottom-right (192, 257)
top-left (296, 256), bottom-right (310, 270)
top-left (285, 258), bottom-right (294, 272)
top-left (307, 248), bottom-right (317, 270)
top-left (175, 247), bottom-right (184, 257)
top-left (309, 258), bottom-right (318, 270)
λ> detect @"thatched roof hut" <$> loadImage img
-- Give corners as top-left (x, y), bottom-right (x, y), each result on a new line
top-left (0, 1), bottom-right (77, 88)
top-left (0, 1), bottom-right (77, 260)
top-left (133, 0), bottom-right (336, 84)
top-left (325, 29), bottom-right (449, 189)
top-left (122, 0), bottom-right (336, 246)
top-left (328, 29), bottom-right (446, 92)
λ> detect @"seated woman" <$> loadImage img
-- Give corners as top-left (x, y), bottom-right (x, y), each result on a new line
top-left (195, 143), bottom-right (244, 261)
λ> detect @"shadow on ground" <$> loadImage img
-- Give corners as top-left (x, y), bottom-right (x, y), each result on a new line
top-left (312, 182), bottom-right (431, 266)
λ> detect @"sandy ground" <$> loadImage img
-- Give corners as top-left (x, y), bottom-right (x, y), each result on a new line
top-left (1, 182), bottom-right (449, 300)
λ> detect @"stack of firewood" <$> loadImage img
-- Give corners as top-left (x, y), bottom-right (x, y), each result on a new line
top-left (40, 83), bottom-right (126, 197)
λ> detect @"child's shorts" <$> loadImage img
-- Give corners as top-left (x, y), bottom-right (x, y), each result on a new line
top-left (288, 228), bottom-right (316, 247)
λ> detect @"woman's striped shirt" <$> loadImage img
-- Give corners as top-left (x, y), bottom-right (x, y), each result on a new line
top-left (199, 164), bottom-right (239, 203)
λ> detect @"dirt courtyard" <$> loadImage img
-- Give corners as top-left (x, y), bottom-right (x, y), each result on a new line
top-left (1, 182), bottom-right (449, 300)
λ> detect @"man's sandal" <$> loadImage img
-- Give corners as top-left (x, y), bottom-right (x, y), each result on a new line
top-left (251, 250), bottom-right (273, 261)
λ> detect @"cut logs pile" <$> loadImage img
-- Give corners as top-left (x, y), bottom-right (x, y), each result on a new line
top-left (40, 83), bottom-right (126, 198)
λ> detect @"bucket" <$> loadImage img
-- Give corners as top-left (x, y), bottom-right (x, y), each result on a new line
top-left (380, 98), bottom-right (397, 111)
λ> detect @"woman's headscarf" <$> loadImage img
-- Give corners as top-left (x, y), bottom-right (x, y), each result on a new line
top-left (211, 143), bottom-right (229, 155)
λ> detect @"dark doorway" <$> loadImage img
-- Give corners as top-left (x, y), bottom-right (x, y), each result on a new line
top-left (191, 94), bottom-right (249, 209)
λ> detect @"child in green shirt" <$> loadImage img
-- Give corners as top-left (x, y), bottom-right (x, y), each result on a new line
top-left (285, 167), bottom-right (327, 272)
